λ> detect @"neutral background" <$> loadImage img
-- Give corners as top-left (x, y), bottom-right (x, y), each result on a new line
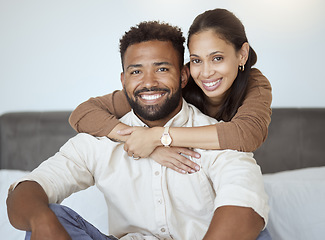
top-left (1, 0), bottom-right (324, 115)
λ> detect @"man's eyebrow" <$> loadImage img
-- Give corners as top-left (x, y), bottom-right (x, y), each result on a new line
top-left (126, 62), bottom-right (172, 70)
top-left (153, 62), bottom-right (172, 66)
top-left (126, 64), bottom-right (142, 70)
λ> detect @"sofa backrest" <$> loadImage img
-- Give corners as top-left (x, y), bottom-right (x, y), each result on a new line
top-left (1, 109), bottom-right (325, 173)
top-left (0, 112), bottom-right (75, 171)
top-left (255, 108), bottom-right (325, 173)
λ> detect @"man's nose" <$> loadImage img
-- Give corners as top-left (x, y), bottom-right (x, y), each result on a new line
top-left (142, 71), bottom-right (159, 88)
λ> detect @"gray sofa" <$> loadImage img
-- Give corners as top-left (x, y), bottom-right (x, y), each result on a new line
top-left (1, 108), bottom-right (325, 173)
top-left (1, 109), bottom-right (325, 240)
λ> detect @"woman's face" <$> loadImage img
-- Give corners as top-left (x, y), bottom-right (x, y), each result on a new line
top-left (188, 29), bottom-right (248, 103)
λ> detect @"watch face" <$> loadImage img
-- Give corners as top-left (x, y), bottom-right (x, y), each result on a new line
top-left (161, 135), bottom-right (172, 146)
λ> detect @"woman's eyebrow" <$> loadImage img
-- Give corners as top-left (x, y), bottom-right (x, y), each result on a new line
top-left (190, 51), bottom-right (224, 58)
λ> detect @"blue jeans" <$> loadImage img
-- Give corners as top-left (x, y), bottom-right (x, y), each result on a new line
top-left (25, 204), bottom-right (271, 240)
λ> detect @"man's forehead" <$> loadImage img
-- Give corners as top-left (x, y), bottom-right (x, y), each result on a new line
top-left (123, 40), bottom-right (179, 67)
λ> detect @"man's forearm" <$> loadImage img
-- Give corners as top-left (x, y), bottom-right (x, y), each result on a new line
top-left (203, 206), bottom-right (264, 240)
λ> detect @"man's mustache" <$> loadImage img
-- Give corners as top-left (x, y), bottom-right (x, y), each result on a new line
top-left (134, 87), bottom-right (170, 96)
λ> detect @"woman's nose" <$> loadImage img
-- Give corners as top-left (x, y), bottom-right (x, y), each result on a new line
top-left (201, 63), bottom-right (214, 78)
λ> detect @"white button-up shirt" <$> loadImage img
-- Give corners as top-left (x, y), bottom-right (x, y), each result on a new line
top-left (12, 99), bottom-right (269, 239)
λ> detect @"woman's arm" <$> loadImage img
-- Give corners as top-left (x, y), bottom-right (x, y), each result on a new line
top-left (69, 90), bottom-right (131, 140)
top-left (119, 68), bottom-right (272, 153)
top-left (69, 90), bottom-right (202, 173)
top-left (119, 125), bottom-right (220, 156)
top-left (70, 68), bottom-right (271, 171)
top-left (215, 68), bottom-right (272, 152)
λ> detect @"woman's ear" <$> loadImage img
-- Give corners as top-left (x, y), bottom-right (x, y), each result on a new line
top-left (180, 65), bottom-right (190, 88)
top-left (239, 42), bottom-right (250, 65)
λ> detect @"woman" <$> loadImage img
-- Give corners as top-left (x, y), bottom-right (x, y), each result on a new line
top-left (69, 8), bottom-right (272, 174)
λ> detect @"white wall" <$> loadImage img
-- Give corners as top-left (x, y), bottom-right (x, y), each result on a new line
top-left (1, 0), bottom-right (324, 115)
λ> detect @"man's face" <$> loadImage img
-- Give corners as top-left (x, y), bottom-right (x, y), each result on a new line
top-left (121, 40), bottom-right (187, 126)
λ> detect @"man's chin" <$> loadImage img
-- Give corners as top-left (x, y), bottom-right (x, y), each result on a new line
top-left (133, 105), bottom-right (165, 121)
top-left (124, 87), bottom-right (182, 122)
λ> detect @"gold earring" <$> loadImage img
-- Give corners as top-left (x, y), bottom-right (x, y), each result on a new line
top-left (239, 65), bottom-right (245, 72)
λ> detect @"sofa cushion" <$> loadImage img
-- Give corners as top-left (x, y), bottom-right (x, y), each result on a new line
top-left (263, 167), bottom-right (325, 240)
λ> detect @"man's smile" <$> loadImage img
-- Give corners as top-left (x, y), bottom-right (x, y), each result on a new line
top-left (139, 92), bottom-right (166, 101)
top-left (135, 87), bottom-right (170, 105)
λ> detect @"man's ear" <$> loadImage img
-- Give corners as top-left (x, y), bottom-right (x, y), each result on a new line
top-left (180, 65), bottom-right (190, 88)
top-left (239, 42), bottom-right (250, 65)
top-left (120, 72), bottom-right (125, 86)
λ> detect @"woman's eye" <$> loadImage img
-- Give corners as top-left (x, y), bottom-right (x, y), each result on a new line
top-left (213, 56), bottom-right (223, 62)
top-left (191, 59), bottom-right (201, 64)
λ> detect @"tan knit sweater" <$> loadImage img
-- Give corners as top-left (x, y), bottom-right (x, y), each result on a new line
top-left (69, 68), bottom-right (272, 152)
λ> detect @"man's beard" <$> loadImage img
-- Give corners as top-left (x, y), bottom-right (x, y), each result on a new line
top-left (124, 84), bottom-right (182, 121)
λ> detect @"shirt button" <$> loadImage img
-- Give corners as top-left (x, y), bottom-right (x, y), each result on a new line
top-left (158, 199), bottom-right (162, 204)
top-left (161, 228), bottom-right (166, 232)
top-left (155, 171), bottom-right (160, 176)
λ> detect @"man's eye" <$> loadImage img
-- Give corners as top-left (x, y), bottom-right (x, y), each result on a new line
top-left (157, 67), bottom-right (168, 72)
top-left (131, 70), bottom-right (140, 75)
top-left (191, 59), bottom-right (201, 64)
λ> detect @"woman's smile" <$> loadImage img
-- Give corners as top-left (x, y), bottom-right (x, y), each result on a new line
top-left (201, 78), bottom-right (222, 91)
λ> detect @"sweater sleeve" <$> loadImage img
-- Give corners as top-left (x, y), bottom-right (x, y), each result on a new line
top-left (69, 90), bottom-right (131, 136)
top-left (216, 68), bottom-right (272, 152)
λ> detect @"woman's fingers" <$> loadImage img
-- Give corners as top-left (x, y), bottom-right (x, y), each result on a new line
top-left (172, 152), bottom-right (200, 173)
top-left (177, 147), bottom-right (201, 159)
top-left (154, 147), bottom-right (201, 174)
top-left (117, 127), bottom-right (134, 136)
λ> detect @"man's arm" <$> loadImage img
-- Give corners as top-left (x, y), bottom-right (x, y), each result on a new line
top-left (6, 181), bottom-right (71, 240)
top-left (203, 206), bottom-right (264, 240)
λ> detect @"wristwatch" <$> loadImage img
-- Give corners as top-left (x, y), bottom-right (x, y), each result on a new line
top-left (160, 126), bottom-right (172, 147)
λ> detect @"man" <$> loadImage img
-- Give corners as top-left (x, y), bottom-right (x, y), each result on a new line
top-left (7, 21), bottom-right (270, 240)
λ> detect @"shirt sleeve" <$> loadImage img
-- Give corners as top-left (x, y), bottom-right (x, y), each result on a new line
top-left (9, 134), bottom-right (97, 204)
top-left (206, 150), bottom-right (269, 228)
top-left (69, 90), bottom-right (131, 136)
top-left (216, 68), bottom-right (272, 152)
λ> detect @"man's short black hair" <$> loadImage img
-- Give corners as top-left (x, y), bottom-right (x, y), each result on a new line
top-left (119, 21), bottom-right (185, 71)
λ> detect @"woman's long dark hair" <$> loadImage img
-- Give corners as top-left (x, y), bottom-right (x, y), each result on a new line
top-left (183, 8), bottom-right (257, 121)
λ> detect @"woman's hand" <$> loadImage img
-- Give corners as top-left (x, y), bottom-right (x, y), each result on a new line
top-left (150, 146), bottom-right (201, 174)
top-left (118, 126), bottom-right (162, 158)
